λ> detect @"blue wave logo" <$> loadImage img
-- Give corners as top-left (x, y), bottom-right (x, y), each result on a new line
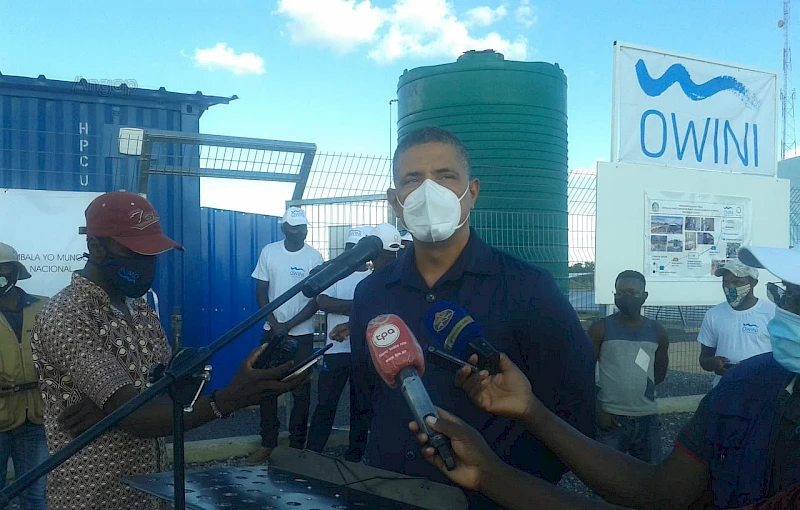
top-left (742, 323), bottom-right (759, 334)
top-left (290, 266), bottom-right (303, 271)
top-left (635, 59), bottom-right (760, 109)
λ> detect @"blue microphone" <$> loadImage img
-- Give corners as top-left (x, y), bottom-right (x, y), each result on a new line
top-left (423, 301), bottom-right (501, 374)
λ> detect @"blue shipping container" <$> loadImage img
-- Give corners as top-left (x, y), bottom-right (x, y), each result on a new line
top-left (0, 72), bottom-right (235, 351)
top-left (200, 207), bottom-right (283, 389)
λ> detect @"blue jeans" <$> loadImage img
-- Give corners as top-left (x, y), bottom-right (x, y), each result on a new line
top-left (597, 413), bottom-right (661, 464)
top-left (0, 421), bottom-right (48, 510)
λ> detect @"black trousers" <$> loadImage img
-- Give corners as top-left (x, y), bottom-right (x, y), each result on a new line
top-left (306, 353), bottom-right (358, 453)
top-left (259, 333), bottom-right (313, 448)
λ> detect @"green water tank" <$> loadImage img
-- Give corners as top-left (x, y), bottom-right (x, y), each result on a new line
top-left (396, 50), bottom-right (569, 293)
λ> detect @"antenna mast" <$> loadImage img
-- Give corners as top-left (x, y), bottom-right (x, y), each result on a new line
top-left (781, 0), bottom-right (796, 160)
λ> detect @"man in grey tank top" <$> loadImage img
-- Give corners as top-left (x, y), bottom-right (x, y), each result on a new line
top-left (588, 270), bottom-right (670, 463)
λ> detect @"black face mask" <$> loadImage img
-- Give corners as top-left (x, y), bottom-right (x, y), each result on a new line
top-left (99, 254), bottom-right (156, 298)
top-left (615, 295), bottom-right (646, 318)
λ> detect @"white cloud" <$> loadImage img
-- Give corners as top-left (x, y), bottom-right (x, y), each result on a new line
top-left (464, 5), bottom-right (508, 27)
top-left (193, 43), bottom-right (265, 75)
top-left (274, 0), bottom-right (528, 63)
top-left (275, 0), bottom-right (387, 53)
top-left (516, 0), bottom-right (537, 28)
top-left (369, 0), bottom-right (527, 63)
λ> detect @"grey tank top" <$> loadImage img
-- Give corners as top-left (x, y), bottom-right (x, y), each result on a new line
top-left (597, 315), bottom-right (660, 417)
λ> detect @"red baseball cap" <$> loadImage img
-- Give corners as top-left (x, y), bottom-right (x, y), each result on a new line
top-left (85, 191), bottom-right (184, 256)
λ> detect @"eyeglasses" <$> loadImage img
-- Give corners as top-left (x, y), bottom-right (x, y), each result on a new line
top-left (767, 282), bottom-right (800, 315)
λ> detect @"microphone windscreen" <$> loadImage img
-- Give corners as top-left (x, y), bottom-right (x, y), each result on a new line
top-left (366, 314), bottom-right (425, 389)
top-left (423, 300), bottom-right (483, 358)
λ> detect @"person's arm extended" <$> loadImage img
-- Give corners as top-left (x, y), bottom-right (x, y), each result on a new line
top-left (316, 294), bottom-right (352, 316)
top-left (457, 354), bottom-right (709, 510)
top-left (699, 345), bottom-right (729, 376)
top-left (654, 324), bottom-right (669, 385)
top-left (523, 400), bottom-right (707, 509)
top-left (479, 451), bottom-right (625, 510)
top-left (410, 408), bottom-right (627, 510)
top-left (59, 346), bottom-right (307, 439)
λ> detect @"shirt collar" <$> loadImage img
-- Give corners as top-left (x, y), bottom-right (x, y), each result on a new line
top-left (0, 288), bottom-right (38, 312)
top-left (70, 272), bottom-right (113, 305)
top-left (386, 228), bottom-right (502, 288)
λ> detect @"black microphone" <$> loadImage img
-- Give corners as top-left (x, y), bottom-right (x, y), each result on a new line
top-left (423, 301), bottom-right (501, 374)
top-left (301, 235), bottom-right (383, 297)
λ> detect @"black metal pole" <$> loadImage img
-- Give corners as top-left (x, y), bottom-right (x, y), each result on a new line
top-left (173, 401), bottom-right (185, 509)
top-left (0, 237), bottom-right (381, 507)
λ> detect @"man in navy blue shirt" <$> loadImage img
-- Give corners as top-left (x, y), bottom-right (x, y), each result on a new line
top-left (348, 126), bottom-right (596, 507)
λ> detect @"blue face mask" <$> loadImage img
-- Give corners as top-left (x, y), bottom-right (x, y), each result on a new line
top-left (768, 307), bottom-right (800, 373)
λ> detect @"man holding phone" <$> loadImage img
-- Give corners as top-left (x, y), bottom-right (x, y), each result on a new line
top-left (0, 243), bottom-right (49, 510)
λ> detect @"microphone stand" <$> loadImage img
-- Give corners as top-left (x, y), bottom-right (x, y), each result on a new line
top-left (0, 236), bottom-right (382, 509)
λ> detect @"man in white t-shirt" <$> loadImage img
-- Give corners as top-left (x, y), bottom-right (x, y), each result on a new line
top-left (306, 227), bottom-right (373, 456)
top-left (248, 207), bottom-right (324, 464)
top-left (698, 259), bottom-right (776, 387)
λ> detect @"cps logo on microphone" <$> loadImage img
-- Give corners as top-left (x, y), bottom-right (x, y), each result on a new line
top-left (371, 324), bottom-right (399, 347)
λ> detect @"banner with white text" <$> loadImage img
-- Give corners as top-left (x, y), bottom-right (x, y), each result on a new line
top-left (615, 44), bottom-right (777, 176)
top-left (0, 189), bottom-right (103, 297)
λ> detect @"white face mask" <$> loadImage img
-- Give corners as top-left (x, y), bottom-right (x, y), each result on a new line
top-left (398, 179), bottom-right (470, 243)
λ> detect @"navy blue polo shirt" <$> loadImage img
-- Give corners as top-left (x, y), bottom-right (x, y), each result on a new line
top-left (349, 229), bottom-right (596, 505)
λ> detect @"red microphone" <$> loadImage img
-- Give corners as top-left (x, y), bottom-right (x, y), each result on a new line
top-left (366, 314), bottom-right (455, 471)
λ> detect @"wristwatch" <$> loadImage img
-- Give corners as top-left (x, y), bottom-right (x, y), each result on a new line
top-left (209, 390), bottom-right (234, 419)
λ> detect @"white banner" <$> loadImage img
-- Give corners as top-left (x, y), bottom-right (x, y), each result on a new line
top-left (0, 189), bottom-right (103, 297)
top-left (614, 43), bottom-right (777, 176)
top-left (645, 191), bottom-right (751, 280)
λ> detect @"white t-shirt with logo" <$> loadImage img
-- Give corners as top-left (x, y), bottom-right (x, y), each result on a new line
top-left (251, 241), bottom-right (324, 336)
top-left (321, 270), bottom-right (372, 354)
top-left (697, 299), bottom-right (777, 386)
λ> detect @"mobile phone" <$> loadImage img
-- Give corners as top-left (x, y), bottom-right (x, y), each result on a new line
top-left (279, 344), bottom-right (333, 382)
top-left (426, 346), bottom-right (479, 374)
top-left (13, 381), bottom-right (38, 393)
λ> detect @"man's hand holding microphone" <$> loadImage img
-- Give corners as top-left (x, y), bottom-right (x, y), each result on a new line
top-left (408, 353), bottom-right (626, 510)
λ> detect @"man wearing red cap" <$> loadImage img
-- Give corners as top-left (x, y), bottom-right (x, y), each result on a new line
top-left (31, 192), bottom-right (308, 510)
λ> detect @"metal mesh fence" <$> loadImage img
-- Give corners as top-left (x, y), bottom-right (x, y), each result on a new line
top-left (9, 122), bottom-right (800, 393)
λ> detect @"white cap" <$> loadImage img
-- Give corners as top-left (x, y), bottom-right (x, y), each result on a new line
top-left (714, 259), bottom-right (760, 280)
top-left (739, 244), bottom-right (800, 285)
top-left (282, 207), bottom-right (308, 226)
top-left (372, 223), bottom-right (402, 252)
top-left (346, 227), bottom-right (369, 245)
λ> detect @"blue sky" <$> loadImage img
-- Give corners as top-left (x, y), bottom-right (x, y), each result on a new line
top-left (0, 0), bottom-right (788, 213)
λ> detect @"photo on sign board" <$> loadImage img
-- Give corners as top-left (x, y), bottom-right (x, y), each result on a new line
top-left (651, 216), bottom-right (683, 234)
top-left (651, 235), bottom-right (668, 252)
top-left (698, 232), bottom-right (716, 245)
top-left (726, 243), bottom-right (741, 259)
top-left (667, 238), bottom-right (684, 252)
top-left (685, 233), bottom-right (697, 251)
top-left (685, 217), bottom-right (701, 231)
top-left (701, 218), bottom-right (716, 232)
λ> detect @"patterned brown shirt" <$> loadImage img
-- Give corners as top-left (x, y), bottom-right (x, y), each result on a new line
top-left (31, 273), bottom-right (172, 510)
